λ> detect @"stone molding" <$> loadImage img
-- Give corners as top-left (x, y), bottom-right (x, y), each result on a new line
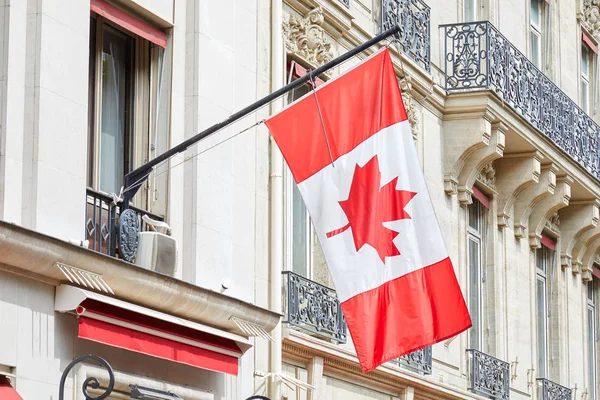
top-left (512, 164), bottom-right (557, 239)
top-left (283, 7), bottom-right (335, 69)
top-left (494, 152), bottom-right (542, 229)
top-left (581, 0), bottom-right (600, 42)
top-left (528, 175), bottom-right (572, 249)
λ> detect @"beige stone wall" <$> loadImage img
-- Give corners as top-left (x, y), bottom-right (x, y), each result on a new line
top-left (281, 1), bottom-right (600, 399)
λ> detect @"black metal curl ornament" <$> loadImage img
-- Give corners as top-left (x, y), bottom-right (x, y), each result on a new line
top-left (245, 397), bottom-right (271, 400)
top-left (58, 354), bottom-right (115, 400)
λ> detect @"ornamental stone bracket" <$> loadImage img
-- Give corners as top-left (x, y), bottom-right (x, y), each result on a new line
top-left (580, 0), bottom-right (600, 42)
top-left (456, 123), bottom-right (506, 205)
top-left (494, 152), bottom-right (542, 229)
top-left (398, 77), bottom-right (420, 140)
top-left (527, 175), bottom-right (573, 249)
top-left (283, 7), bottom-right (335, 69)
top-left (580, 239), bottom-right (600, 281)
top-left (572, 226), bottom-right (600, 276)
top-left (443, 115), bottom-right (494, 196)
top-left (558, 200), bottom-right (600, 270)
top-left (512, 164), bottom-right (558, 239)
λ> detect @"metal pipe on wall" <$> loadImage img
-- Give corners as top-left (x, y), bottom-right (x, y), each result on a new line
top-left (268, 0), bottom-right (284, 398)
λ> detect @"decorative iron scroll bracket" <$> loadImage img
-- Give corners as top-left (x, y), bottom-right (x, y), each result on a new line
top-left (58, 354), bottom-right (115, 400)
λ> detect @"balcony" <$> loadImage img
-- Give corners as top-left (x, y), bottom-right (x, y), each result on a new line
top-left (390, 347), bottom-right (432, 374)
top-left (466, 349), bottom-right (510, 400)
top-left (536, 379), bottom-right (572, 400)
top-left (282, 271), bottom-right (347, 343)
top-left (85, 188), bottom-right (164, 259)
top-left (443, 21), bottom-right (600, 181)
top-left (381, 0), bottom-right (431, 72)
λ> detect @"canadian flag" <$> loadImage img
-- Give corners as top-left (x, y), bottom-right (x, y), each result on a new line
top-left (266, 49), bottom-right (471, 372)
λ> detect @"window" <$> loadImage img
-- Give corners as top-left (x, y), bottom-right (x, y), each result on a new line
top-left (467, 197), bottom-right (486, 350)
top-left (530, 0), bottom-right (543, 69)
top-left (588, 278), bottom-right (597, 400)
top-left (535, 244), bottom-right (554, 379)
top-left (87, 14), bottom-right (167, 211)
top-left (464, 0), bottom-right (478, 22)
top-left (582, 44), bottom-right (591, 113)
top-left (286, 80), bottom-right (312, 278)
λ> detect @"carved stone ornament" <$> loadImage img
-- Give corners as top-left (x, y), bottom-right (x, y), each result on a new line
top-left (398, 77), bottom-right (419, 139)
top-left (477, 162), bottom-right (496, 189)
top-left (283, 8), bottom-right (334, 68)
top-left (119, 209), bottom-right (140, 263)
top-left (545, 212), bottom-right (560, 234)
top-left (583, 0), bottom-right (600, 41)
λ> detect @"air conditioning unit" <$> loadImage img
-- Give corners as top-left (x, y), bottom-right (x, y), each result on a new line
top-left (134, 216), bottom-right (177, 276)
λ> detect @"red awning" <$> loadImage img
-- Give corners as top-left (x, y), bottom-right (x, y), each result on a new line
top-left (541, 234), bottom-right (556, 250)
top-left (582, 32), bottom-right (599, 55)
top-left (471, 186), bottom-right (490, 209)
top-left (0, 377), bottom-right (22, 400)
top-left (593, 266), bottom-right (600, 280)
top-left (55, 285), bottom-right (250, 375)
top-left (91, 0), bottom-right (167, 48)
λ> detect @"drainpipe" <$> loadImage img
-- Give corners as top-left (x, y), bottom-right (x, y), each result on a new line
top-left (268, 0), bottom-right (284, 398)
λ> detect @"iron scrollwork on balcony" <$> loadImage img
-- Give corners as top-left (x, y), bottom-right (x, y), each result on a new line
top-left (466, 349), bottom-right (510, 400)
top-left (337, 0), bottom-right (350, 8)
top-left (536, 378), bottom-right (572, 400)
top-left (443, 21), bottom-right (600, 181)
top-left (381, 0), bottom-right (431, 72)
top-left (282, 271), bottom-right (347, 343)
top-left (391, 347), bottom-right (432, 374)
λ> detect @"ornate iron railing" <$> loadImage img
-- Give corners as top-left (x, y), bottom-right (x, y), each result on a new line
top-left (337, 0), bottom-right (350, 8)
top-left (536, 378), bottom-right (572, 400)
top-left (390, 347), bottom-right (432, 374)
top-left (381, 0), bottom-right (431, 72)
top-left (443, 21), bottom-right (600, 181)
top-left (282, 271), bottom-right (347, 343)
top-left (466, 349), bottom-right (510, 400)
top-left (85, 188), bottom-right (164, 260)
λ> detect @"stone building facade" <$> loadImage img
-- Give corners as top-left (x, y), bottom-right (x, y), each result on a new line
top-left (0, 0), bottom-right (598, 399)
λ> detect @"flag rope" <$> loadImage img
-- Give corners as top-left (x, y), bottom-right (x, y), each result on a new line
top-left (308, 72), bottom-right (335, 167)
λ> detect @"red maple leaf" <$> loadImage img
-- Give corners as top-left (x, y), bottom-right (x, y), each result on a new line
top-left (326, 155), bottom-right (416, 262)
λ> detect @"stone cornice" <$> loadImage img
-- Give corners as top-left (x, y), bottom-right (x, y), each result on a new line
top-left (0, 221), bottom-right (280, 337)
top-left (282, 329), bottom-right (475, 400)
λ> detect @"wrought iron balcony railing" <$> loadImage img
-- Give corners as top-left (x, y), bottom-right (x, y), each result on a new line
top-left (86, 188), bottom-right (164, 259)
top-left (466, 349), bottom-right (510, 400)
top-left (337, 0), bottom-right (350, 8)
top-left (390, 346), bottom-right (432, 374)
top-left (536, 378), bottom-right (572, 400)
top-left (381, 0), bottom-right (431, 72)
top-left (282, 271), bottom-right (347, 343)
top-left (443, 21), bottom-right (600, 181)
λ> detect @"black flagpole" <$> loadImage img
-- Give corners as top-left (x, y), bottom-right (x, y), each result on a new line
top-left (122, 24), bottom-right (401, 208)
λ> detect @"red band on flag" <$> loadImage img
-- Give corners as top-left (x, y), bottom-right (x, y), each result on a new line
top-left (341, 257), bottom-right (471, 372)
top-left (266, 50), bottom-right (408, 184)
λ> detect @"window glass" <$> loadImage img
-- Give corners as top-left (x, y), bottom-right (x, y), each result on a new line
top-left (468, 237), bottom-right (481, 349)
top-left (464, 0), bottom-right (477, 22)
top-left (467, 197), bottom-right (486, 350)
top-left (536, 277), bottom-right (547, 378)
top-left (582, 45), bottom-right (591, 113)
top-left (292, 183), bottom-right (309, 277)
top-left (588, 279), bottom-right (597, 400)
top-left (530, 0), bottom-right (542, 69)
top-left (99, 25), bottom-right (134, 194)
